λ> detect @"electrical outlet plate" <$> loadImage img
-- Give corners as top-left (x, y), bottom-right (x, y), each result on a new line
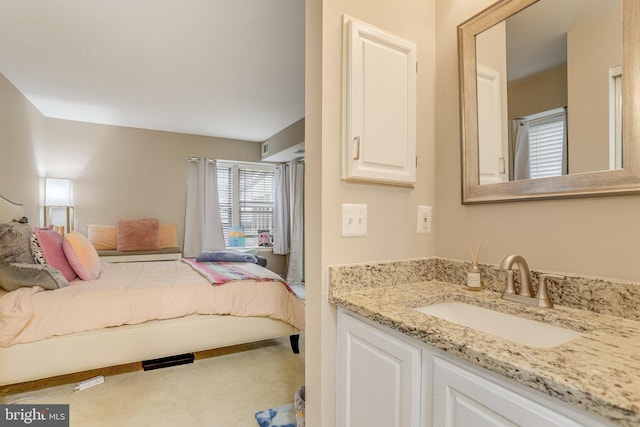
top-left (342, 203), bottom-right (367, 237)
top-left (417, 205), bottom-right (432, 234)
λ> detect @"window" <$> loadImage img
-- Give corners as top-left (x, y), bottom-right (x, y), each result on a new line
top-left (216, 161), bottom-right (275, 248)
top-left (525, 108), bottom-right (567, 179)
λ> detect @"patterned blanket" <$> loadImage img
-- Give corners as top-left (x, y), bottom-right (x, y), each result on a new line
top-left (182, 258), bottom-right (292, 292)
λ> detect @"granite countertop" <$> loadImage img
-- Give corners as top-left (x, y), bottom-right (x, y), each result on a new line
top-left (330, 280), bottom-right (640, 427)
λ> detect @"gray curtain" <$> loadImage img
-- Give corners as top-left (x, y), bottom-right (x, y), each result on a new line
top-left (286, 160), bottom-right (304, 284)
top-left (184, 158), bottom-right (226, 257)
top-left (273, 164), bottom-right (290, 255)
top-left (273, 160), bottom-right (305, 284)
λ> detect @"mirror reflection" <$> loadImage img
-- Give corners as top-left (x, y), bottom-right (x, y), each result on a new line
top-left (475, 0), bottom-right (622, 185)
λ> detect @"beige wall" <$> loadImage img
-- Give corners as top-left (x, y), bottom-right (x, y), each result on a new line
top-left (507, 64), bottom-right (567, 120)
top-left (0, 73), bottom-right (45, 223)
top-left (567, 9), bottom-right (622, 174)
top-left (306, 0), bottom-right (437, 424)
top-left (436, 0), bottom-right (640, 284)
top-left (262, 117), bottom-right (304, 161)
top-left (42, 118), bottom-right (260, 246)
top-left (0, 78), bottom-right (262, 243)
top-left (0, 75), bottom-right (293, 270)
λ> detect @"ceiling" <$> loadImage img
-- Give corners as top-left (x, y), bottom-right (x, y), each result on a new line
top-left (0, 0), bottom-right (305, 142)
top-left (505, 0), bottom-right (621, 82)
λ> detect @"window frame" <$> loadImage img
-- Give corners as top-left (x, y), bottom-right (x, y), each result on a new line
top-left (216, 160), bottom-right (276, 249)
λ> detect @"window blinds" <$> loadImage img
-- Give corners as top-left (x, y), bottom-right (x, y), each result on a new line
top-left (216, 162), bottom-right (275, 248)
top-left (527, 110), bottom-right (566, 179)
top-left (239, 168), bottom-right (274, 247)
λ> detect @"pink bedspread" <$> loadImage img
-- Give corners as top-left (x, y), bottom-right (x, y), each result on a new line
top-left (182, 258), bottom-right (292, 291)
top-left (0, 260), bottom-right (305, 347)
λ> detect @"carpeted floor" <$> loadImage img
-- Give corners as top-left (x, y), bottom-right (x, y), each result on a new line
top-left (0, 335), bottom-right (304, 426)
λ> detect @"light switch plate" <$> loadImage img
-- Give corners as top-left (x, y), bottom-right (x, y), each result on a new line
top-left (342, 203), bottom-right (367, 237)
top-left (417, 205), bottom-right (432, 234)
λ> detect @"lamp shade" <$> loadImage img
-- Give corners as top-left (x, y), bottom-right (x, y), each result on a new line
top-left (45, 178), bottom-right (74, 206)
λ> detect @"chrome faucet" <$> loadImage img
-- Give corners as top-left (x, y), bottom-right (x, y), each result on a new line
top-left (499, 254), bottom-right (562, 308)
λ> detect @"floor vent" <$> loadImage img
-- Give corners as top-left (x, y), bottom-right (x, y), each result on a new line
top-left (142, 353), bottom-right (195, 371)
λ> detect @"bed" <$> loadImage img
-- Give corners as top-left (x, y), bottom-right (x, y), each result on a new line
top-left (0, 195), bottom-right (304, 386)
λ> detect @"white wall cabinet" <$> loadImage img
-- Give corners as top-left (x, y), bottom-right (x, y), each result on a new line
top-left (342, 16), bottom-right (417, 186)
top-left (336, 309), bottom-right (614, 427)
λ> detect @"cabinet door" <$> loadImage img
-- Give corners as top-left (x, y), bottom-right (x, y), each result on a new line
top-left (337, 310), bottom-right (422, 427)
top-left (343, 16), bottom-right (417, 186)
top-left (432, 356), bottom-right (592, 427)
top-left (477, 64), bottom-right (508, 185)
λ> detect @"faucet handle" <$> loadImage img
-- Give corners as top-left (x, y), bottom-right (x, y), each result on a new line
top-left (503, 270), bottom-right (517, 295)
top-left (537, 274), bottom-right (564, 308)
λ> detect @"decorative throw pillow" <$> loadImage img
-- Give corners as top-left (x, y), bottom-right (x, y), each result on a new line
top-left (35, 227), bottom-right (77, 282)
top-left (63, 231), bottom-right (101, 280)
top-left (30, 232), bottom-right (47, 264)
top-left (0, 259), bottom-right (69, 292)
top-left (159, 223), bottom-right (178, 248)
top-left (0, 220), bottom-right (35, 265)
top-left (117, 218), bottom-right (160, 252)
top-left (87, 224), bottom-right (117, 250)
top-left (196, 250), bottom-right (258, 263)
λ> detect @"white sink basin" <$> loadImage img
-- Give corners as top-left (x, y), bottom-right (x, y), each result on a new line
top-left (415, 301), bottom-right (582, 348)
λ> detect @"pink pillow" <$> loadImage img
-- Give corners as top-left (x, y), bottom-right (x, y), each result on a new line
top-left (117, 218), bottom-right (160, 251)
top-left (63, 231), bottom-right (101, 280)
top-left (35, 227), bottom-right (77, 282)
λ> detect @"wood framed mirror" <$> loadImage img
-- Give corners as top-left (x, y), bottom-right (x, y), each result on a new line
top-left (458, 0), bottom-right (640, 203)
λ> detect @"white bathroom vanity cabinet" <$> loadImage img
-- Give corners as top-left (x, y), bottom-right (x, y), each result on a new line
top-left (336, 309), bottom-right (615, 427)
